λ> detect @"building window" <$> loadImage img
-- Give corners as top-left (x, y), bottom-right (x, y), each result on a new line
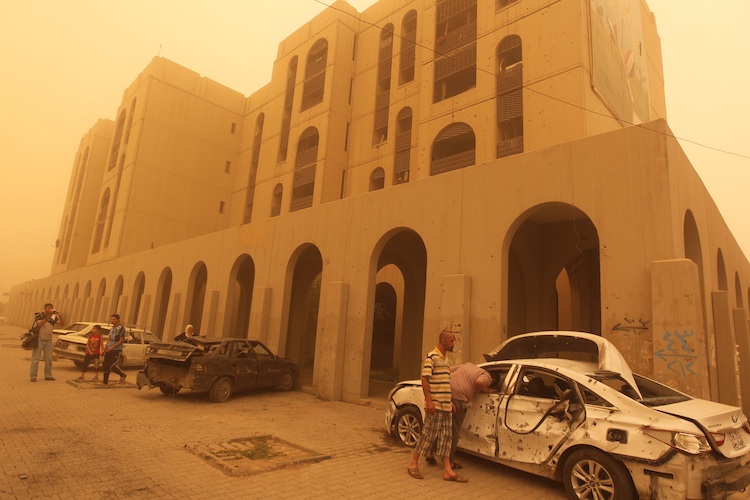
top-left (301, 39), bottom-right (328, 111)
top-left (496, 35), bottom-right (523, 158)
top-left (278, 57), bottom-right (297, 163)
top-left (91, 189), bottom-right (110, 254)
top-left (496, 0), bottom-right (519, 10)
top-left (291, 127), bottom-right (318, 211)
top-left (433, 0), bottom-right (477, 103)
top-left (107, 111), bottom-right (127, 171)
top-left (225, 161), bottom-right (231, 173)
top-left (344, 122), bottom-right (350, 152)
top-left (370, 168), bottom-right (385, 191)
top-left (430, 122), bottom-right (475, 175)
top-left (394, 108), bottom-right (412, 184)
top-left (231, 122), bottom-right (237, 134)
top-left (373, 25), bottom-right (394, 145)
top-left (244, 113), bottom-right (265, 224)
top-left (219, 201), bottom-right (225, 214)
top-left (399, 10), bottom-right (417, 85)
top-left (271, 184), bottom-right (283, 217)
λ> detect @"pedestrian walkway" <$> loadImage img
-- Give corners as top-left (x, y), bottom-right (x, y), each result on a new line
top-left (0, 324), bottom-right (567, 499)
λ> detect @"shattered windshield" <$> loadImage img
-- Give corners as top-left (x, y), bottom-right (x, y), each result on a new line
top-left (591, 373), bottom-right (690, 407)
top-left (488, 335), bottom-right (599, 363)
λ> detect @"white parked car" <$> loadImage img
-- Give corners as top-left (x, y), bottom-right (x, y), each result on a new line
top-left (385, 331), bottom-right (750, 499)
top-left (54, 323), bottom-right (159, 368)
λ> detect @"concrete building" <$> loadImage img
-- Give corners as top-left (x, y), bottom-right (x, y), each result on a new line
top-left (8, 0), bottom-right (750, 411)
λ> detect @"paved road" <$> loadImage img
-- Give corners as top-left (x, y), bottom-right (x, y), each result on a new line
top-left (0, 325), bottom-right (573, 499)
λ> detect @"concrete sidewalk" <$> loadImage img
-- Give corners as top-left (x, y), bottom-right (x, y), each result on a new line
top-left (0, 324), bottom-right (567, 499)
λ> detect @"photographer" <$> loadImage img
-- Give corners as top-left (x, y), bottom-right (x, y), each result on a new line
top-left (30, 302), bottom-right (64, 382)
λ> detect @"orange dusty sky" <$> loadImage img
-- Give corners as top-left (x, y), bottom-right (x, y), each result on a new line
top-left (0, 0), bottom-right (748, 299)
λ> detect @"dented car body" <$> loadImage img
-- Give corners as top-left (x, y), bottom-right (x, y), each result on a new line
top-left (386, 331), bottom-right (750, 499)
top-left (136, 337), bottom-right (299, 403)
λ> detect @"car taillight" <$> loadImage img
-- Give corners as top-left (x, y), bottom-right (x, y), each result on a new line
top-left (191, 363), bottom-right (204, 372)
top-left (710, 432), bottom-right (725, 446)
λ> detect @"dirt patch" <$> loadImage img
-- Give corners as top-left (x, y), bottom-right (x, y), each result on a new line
top-left (187, 435), bottom-right (330, 477)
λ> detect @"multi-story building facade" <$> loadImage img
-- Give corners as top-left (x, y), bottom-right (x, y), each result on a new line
top-left (8, 0), bottom-right (750, 411)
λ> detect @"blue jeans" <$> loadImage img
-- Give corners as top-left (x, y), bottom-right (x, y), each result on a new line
top-left (30, 338), bottom-right (54, 379)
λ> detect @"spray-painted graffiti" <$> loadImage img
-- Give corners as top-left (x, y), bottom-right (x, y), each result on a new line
top-left (655, 330), bottom-right (698, 376)
top-left (612, 317), bottom-right (651, 333)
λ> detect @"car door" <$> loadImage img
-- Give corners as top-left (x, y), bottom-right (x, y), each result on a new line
top-left (251, 342), bottom-right (282, 388)
top-left (458, 364), bottom-right (514, 457)
top-left (230, 341), bottom-right (259, 391)
top-left (121, 331), bottom-right (142, 367)
top-left (496, 366), bottom-right (581, 464)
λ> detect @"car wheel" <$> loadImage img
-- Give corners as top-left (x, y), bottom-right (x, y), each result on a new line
top-left (277, 370), bottom-right (296, 391)
top-left (73, 360), bottom-right (83, 368)
top-left (562, 448), bottom-right (636, 500)
top-left (394, 406), bottom-right (422, 447)
top-left (159, 386), bottom-right (180, 396)
top-left (209, 377), bottom-right (233, 403)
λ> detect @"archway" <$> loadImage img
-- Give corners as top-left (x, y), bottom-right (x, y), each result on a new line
top-left (225, 255), bottom-right (255, 338)
top-left (152, 268), bottom-right (172, 339)
top-left (186, 262), bottom-right (208, 334)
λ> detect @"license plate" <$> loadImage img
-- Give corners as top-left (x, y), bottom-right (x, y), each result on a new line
top-left (729, 429), bottom-right (745, 450)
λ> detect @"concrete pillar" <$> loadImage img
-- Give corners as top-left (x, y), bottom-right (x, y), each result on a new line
top-left (440, 274), bottom-right (470, 364)
top-left (712, 291), bottom-right (739, 406)
top-left (250, 287), bottom-right (272, 345)
top-left (651, 259), bottom-right (710, 399)
top-left (137, 294), bottom-right (152, 330)
top-left (318, 282), bottom-right (348, 402)
top-left (117, 295), bottom-right (129, 323)
top-left (202, 290), bottom-right (220, 336)
top-left (165, 292), bottom-right (181, 340)
top-left (98, 297), bottom-right (110, 322)
top-left (733, 308), bottom-right (750, 416)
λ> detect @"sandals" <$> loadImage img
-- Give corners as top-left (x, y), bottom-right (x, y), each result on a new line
top-left (444, 474), bottom-right (468, 483)
top-left (407, 467), bottom-right (423, 480)
top-left (117, 375), bottom-right (127, 384)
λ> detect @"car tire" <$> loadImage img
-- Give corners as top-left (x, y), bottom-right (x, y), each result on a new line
top-left (277, 370), bottom-right (296, 391)
top-left (562, 448), bottom-right (636, 500)
top-left (394, 406), bottom-right (422, 447)
top-left (159, 386), bottom-right (180, 396)
top-left (73, 360), bottom-right (83, 368)
top-left (208, 377), bottom-right (233, 403)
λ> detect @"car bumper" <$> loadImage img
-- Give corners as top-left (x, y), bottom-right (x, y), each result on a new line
top-left (53, 346), bottom-right (85, 362)
top-left (385, 401), bottom-right (397, 436)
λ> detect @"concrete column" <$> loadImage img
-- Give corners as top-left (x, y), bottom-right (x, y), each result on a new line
top-left (318, 281), bottom-right (348, 402)
top-left (117, 296), bottom-right (129, 323)
top-left (651, 259), bottom-right (710, 399)
top-left (202, 290), bottom-right (220, 336)
top-left (712, 291), bottom-right (739, 406)
top-left (440, 274), bottom-right (470, 364)
top-left (733, 308), bottom-right (750, 416)
top-left (165, 292), bottom-right (181, 340)
top-left (137, 294), bottom-right (152, 330)
top-left (98, 297), bottom-right (110, 322)
top-left (250, 287), bottom-right (272, 345)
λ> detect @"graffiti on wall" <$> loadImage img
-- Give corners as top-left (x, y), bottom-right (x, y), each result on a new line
top-left (655, 330), bottom-right (698, 376)
top-left (612, 316), bottom-right (650, 333)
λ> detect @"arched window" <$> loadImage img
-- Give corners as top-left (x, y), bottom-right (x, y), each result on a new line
top-left (278, 57), bottom-right (297, 162)
top-left (430, 123), bottom-right (475, 175)
top-left (370, 168), bottom-right (385, 191)
top-left (373, 25), bottom-right (394, 145)
top-left (244, 113), bottom-right (265, 223)
top-left (291, 128), bottom-right (318, 211)
top-left (497, 35), bottom-right (523, 158)
top-left (394, 107), bottom-right (412, 184)
top-left (433, 0), bottom-right (477, 102)
top-left (271, 184), bottom-right (283, 217)
top-left (107, 111), bottom-right (127, 171)
top-left (91, 189), bottom-right (110, 254)
top-left (399, 10), bottom-right (417, 85)
top-left (301, 39), bottom-right (328, 111)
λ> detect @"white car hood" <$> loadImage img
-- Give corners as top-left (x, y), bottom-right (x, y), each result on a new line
top-left (486, 331), bottom-right (642, 399)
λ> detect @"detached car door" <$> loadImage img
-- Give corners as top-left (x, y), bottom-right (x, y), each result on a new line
top-left (497, 366), bottom-right (583, 464)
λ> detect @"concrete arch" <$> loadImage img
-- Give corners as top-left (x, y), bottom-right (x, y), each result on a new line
top-left (185, 261), bottom-right (208, 334)
top-left (504, 202), bottom-right (601, 336)
top-left (130, 272), bottom-right (146, 326)
top-left (152, 267), bottom-right (173, 337)
top-left (93, 278), bottom-right (107, 322)
top-left (224, 255), bottom-right (255, 338)
top-left (282, 244), bottom-right (323, 386)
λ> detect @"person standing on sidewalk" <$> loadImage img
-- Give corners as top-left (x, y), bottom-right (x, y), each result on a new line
top-left (76, 324), bottom-right (103, 381)
top-left (29, 303), bottom-right (64, 382)
top-left (406, 328), bottom-right (467, 483)
top-left (102, 314), bottom-right (127, 385)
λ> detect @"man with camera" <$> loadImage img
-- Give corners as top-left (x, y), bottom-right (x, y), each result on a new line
top-left (30, 302), bottom-right (64, 382)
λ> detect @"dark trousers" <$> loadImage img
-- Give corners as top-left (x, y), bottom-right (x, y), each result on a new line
top-left (102, 350), bottom-right (125, 383)
top-left (450, 398), bottom-right (468, 461)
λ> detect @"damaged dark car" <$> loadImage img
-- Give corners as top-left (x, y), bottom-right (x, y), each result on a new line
top-left (136, 337), bottom-right (299, 403)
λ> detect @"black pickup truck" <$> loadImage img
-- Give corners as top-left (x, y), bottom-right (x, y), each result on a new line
top-left (136, 337), bottom-right (299, 403)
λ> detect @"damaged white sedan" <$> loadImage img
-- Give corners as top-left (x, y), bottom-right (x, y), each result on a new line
top-left (385, 331), bottom-right (750, 499)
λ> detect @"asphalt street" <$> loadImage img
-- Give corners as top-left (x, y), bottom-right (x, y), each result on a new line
top-left (0, 324), bottom-right (579, 499)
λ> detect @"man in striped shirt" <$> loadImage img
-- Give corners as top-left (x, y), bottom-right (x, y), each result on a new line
top-left (406, 328), bottom-right (468, 483)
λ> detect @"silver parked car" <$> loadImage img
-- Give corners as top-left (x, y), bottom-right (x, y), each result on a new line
top-left (385, 331), bottom-right (750, 499)
top-left (54, 324), bottom-right (159, 368)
